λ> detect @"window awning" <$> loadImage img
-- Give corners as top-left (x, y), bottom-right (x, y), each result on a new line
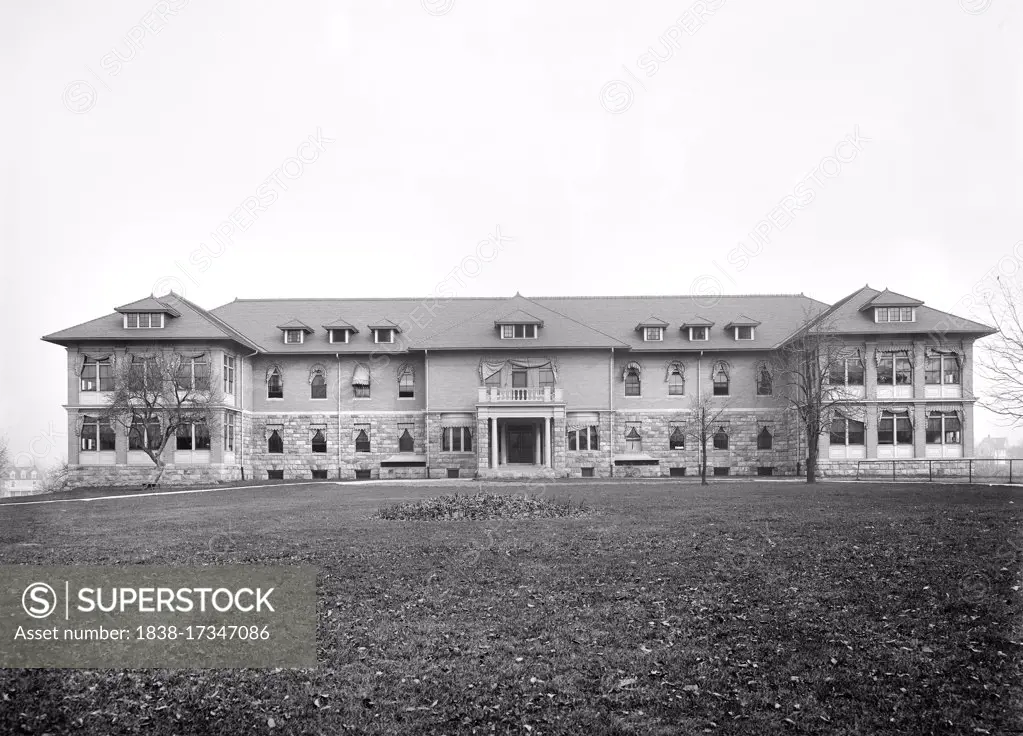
top-left (352, 364), bottom-right (370, 386)
top-left (441, 413), bottom-right (475, 428)
top-left (567, 412), bottom-right (600, 432)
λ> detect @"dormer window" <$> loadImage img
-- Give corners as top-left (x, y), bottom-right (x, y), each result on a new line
top-left (277, 320), bottom-right (313, 344)
top-left (689, 327), bottom-right (708, 342)
top-left (724, 317), bottom-right (760, 341)
top-left (284, 329), bottom-right (304, 344)
top-left (329, 329), bottom-right (350, 344)
top-left (501, 324), bottom-right (537, 339)
top-left (875, 307), bottom-right (915, 323)
top-left (375, 328), bottom-right (395, 344)
top-left (643, 327), bottom-right (663, 342)
top-left (124, 313), bottom-right (164, 329)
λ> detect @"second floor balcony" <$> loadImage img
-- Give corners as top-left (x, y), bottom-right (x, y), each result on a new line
top-left (478, 386), bottom-right (564, 403)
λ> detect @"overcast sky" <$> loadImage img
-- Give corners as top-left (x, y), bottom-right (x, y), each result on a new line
top-left (2, 0), bottom-right (1021, 467)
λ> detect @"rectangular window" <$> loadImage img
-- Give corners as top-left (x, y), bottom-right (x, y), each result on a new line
top-left (354, 385), bottom-right (370, 398)
top-left (329, 329), bottom-right (349, 344)
top-left (175, 357), bottom-right (210, 391)
top-left (500, 324), bottom-right (537, 339)
top-left (567, 426), bottom-right (599, 451)
top-left (267, 470), bottom-right (284, 480)
top-left (539, 367), bottom-right (555, 388)
top-left (847, 359), bottom-right (864, 386)
top-left (223, 355), bottom-right (235, 395)
top-left (80, 359), bottom-right (113, 392)
top-left (927, 413), bottom-right (962, 445)
top-left (175, 422), bottom-right (209, 451)
top-left (901, 308), bottom-right (914, 322)
top-left (880, 412), bottom-right (912, 445)
top-left (374, 329), bottom-right (395, 344)
top-left (877, 357), bottom-right (893, 385)
top-left (80, 417), bottom-right (115, 452)
top-left (130, 418), bottom-right (162, 451)
top-left (876, 308), bottom-right (888, 323)
top-left (442, 427), bottom-right (472, 452)
top-left (830, 417), bottom-right (865, 446)
top-left (125, 313), bottom-right (164, 329)
top-left (895, 356), bottom-right (912, 386)
top-left (223, 416), bottom-right (236, 453)
top-left (643, 327), bottom-right (662, 341)
top-left (735, 326), bottom-right (754, 340)
top-left (284, 329), bottom-right (304, 344)
top-left (512, 370), bottom-right (528, 388)
top-left (689, 327), bottom-right (708, 341)
top-left (484, 370), bottom-right (501, 387)
top-left (713, 467), bottom-right (730, 476)
top-left (926, 355), bottom-right (961, 385)
top-left (312, 469), bottom-right (328, 479)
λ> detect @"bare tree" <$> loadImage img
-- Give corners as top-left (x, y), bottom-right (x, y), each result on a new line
top-left (102, 350), bottom-right (222, 486)
top-left (980, 276), bottom-right (1023, 422)
top-left (682, 393), bottom-right (731, 485)
top-left (778, 315), bottom-right (859, 484)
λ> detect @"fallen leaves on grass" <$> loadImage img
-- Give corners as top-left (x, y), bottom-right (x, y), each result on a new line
top-left (377, 492), bottom-right (592, 521)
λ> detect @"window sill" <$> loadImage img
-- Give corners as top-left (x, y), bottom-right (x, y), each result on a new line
top-left (310, 398), bottom-right (329, 401)
top-left (267, 397), bottom-right (284, 401)
top-left (397, 397), bottom-right (416, 400)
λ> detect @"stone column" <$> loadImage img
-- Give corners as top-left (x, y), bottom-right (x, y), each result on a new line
top-left (500, 421), bottom-right (508, 466)
top-left (489, 416), bottom-right (497, 469)
top-left (534, 423), bottom-right (541, 465)
top-left (545, 418), bottom-right (553, 468)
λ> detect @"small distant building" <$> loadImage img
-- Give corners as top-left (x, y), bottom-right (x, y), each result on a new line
top-left (2, 459), bottom-right (43, 498)
top-left (977, 435), bottom-right (1009, 460)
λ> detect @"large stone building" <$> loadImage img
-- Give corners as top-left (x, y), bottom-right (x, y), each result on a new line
top-left (42, 286), bottom-right (994, 486)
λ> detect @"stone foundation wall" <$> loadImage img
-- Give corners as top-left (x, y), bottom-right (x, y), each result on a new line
top-left (244, 412), bottom-right (427, 480)
top-left (67, 464), bottom-right (242, 488)
top-left (610, 410), bottom-right (798, 478)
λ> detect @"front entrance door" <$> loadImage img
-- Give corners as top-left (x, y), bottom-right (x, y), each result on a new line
top-left (506, 424), bottom-right (535, 464)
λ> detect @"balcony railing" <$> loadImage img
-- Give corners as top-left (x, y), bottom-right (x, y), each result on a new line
top-left (478, 387), bottom-right (564, 403)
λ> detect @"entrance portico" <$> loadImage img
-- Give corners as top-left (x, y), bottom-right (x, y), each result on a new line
top-left (477, 403), bottom-right (564, 478)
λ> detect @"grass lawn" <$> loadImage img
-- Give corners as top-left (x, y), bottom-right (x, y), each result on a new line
top-left (1, 480), bottom-right (1021, 735)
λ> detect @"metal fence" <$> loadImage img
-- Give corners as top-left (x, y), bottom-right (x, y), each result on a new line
top-left (854, 458), bottom-right (1021, 484)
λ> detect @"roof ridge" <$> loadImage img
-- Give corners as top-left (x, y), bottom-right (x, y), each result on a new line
top-left (163, 292), bottom-right (263, 351)
top-left (531, 293), bottom-right (809, 300)
top-left (517, 295), bottom-right (631, 347)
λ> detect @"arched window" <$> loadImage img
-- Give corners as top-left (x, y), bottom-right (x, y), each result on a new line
top-left (310, 370), bottom-right (327, 399)
top-left (756, 364), bottom-right (773, 396)
top-left (712, 362), bottom-right (730, 396)
top-left (667, 362), bottom-right (685, 396)
top-left (399, 428), bottom-right (414, 452)
top-left (398, 365), bottom-right (415, 399)
top-left (311, 429), bottom-right (327, 453)
top-left (268, 429), bottom-right (283, 454)
top-left (355, 429), bottom-right (371, 453)
top-left (624, 363), bottom-right (641, 397)
top-left (757, 426), bottom-right (773, 450)
top-left (267, 368), bottom-right (284, 399)
top-left (669, 426), bottom-right (685, 450)
top-left (713, 426), bottom-right (729, 450)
